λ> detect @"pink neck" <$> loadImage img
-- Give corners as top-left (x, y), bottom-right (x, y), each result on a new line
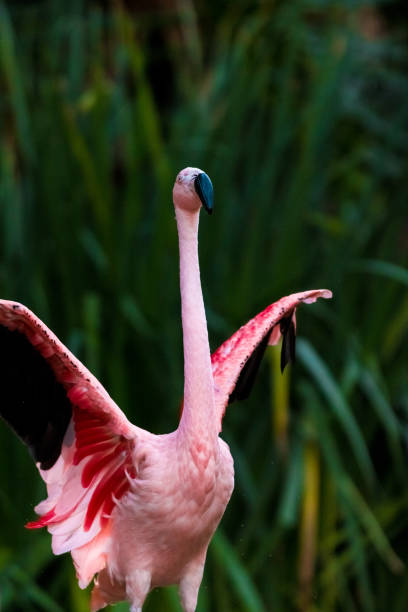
top-left (175, 208), bottom-right (216, 441)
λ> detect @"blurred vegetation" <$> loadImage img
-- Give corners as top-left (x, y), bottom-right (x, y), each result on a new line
top-left (1, 0), bottom-right (408, 610)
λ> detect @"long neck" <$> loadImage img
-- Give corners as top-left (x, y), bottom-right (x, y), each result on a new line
top-left (175, 208), bottom-right (216, 441)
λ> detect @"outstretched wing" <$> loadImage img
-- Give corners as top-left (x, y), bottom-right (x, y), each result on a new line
top-left (0, 300), bottom-right (142, 588)
top-left (211, 289), bottom-right (332, 432)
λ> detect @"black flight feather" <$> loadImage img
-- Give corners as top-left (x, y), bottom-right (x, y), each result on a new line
top-left (0, 324), bottom-right (72, 470)
top-left (280, 313), bottom-right (296, 373)
top-left (228, 311), bottom-right (297, 405)
top-left (228, 329), bottom-right (272, 404)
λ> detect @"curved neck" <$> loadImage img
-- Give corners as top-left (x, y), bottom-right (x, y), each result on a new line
top-left (175, 208), bottom-right (216, 441)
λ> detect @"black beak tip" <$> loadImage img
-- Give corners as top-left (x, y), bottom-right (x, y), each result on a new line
top-left (194, 172), bottom-right (214, 215)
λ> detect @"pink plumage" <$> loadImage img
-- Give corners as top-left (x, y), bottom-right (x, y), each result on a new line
top-left (0, 167), bottom-right (331, 611)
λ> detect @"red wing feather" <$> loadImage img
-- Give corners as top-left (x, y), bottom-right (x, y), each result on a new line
top-left (0, 301), bottom-right (134, 435)
top-left (211, 289), bottom-right (332, 431)
top-left (0, 300), bottom-right (141, 587)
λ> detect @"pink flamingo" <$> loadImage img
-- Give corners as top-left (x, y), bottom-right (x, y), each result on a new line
top-left (0, 167), bottom-right (331, 611)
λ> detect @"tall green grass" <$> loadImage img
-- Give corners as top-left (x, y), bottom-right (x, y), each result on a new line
top-left (1, 0), bottom-right (408, 610)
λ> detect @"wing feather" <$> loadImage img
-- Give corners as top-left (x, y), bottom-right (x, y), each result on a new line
top-left (211, 289), bottom-right (332, 431)
top-left (0, 300), bottom-right (143, 588)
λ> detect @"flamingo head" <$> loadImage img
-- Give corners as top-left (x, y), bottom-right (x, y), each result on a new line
top-left (173, 167), bottom-right (213, 215)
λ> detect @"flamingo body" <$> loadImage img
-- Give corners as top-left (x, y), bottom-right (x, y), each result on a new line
top-left (0, 168), bottom-right (331, 611)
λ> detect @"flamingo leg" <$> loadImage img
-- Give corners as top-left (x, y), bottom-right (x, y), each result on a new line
top-left (179, 555), bottom-right (206, 612)
top-left (91, 569), bottom-right (127, 611)
top-left (126, 569), bottom-right (151, 611)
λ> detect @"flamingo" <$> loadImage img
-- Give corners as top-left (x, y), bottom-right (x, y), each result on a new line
top-left (0, 167), bottom-right (331, 611)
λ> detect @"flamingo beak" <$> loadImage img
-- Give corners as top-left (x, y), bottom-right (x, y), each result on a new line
top-left (194, 172), bottom-right (213, 215)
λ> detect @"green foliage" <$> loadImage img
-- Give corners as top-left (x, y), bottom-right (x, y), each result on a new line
top-left (1, 0), bottom-right (408, 610)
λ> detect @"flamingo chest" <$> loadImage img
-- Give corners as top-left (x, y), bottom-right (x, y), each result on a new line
top-left (110, 438), bottom-right (234, 586)
top-left (169, 438), bottom-right (234, 550)
top-left (151, 440), bottom-right (233, 542)
top-left (179, 438), bottom-right (220, 507)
